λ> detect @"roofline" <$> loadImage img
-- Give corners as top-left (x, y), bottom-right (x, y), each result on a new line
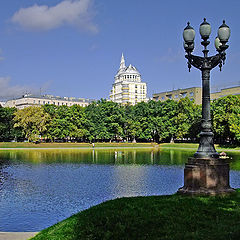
top-left (6, 95), bottom-right (95, 103)
top-left (153, 86), bottom-right (201, 95)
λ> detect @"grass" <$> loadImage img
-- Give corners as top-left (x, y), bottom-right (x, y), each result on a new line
top-left (0, 142), bottom-right (159, 149)
top-left (31, 190), bottom-right (240, 240)
top-left (160, 143), bottom-right (240, 152)
top-left (0, 142), bottom-right (239, 151)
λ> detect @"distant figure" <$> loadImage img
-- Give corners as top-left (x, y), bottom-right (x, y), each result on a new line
top-left (220, 152), bottom-right (227, 156)
top-left (92, 143), bottom-right (95, 148)
top-left (219, 152), bottom-right (229, 159)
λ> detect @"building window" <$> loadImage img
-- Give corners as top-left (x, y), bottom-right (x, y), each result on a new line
top-left (53, 102), bottom-right (55, 105)
top-left (58, 102), bottom-right (60, 106)
top-left (175, 94), bottom-right (179, 98)
top-left (190, 92), bottom-right (194, 97)
top-left (135, 90), bottom-right (137, 93)
top-left (181, 92), bottom-right (187, 97)
top-left (43, 101), bottom-right (45, 104)
top-left (33, 100), bottom-right (35, 104)
top-left (38, 100), bottom-right (41, 104)
top-left (161, 96), bottom-right (164, 100)
top-left (166, 95), bottom-right (172, 99)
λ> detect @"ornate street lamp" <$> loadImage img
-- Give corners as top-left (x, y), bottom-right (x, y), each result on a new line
top-left (178, 19), bottom-right (235, 195)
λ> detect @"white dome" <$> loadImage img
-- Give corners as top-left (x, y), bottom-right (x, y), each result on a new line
top-left (116, 64), bottom-right (140, 76)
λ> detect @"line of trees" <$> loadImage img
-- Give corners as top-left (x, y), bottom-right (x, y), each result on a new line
top-left (1, 95), bottom-right (240, 144)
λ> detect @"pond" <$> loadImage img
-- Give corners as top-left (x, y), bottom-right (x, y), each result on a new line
top-left (0, 148), bottom-right (239, 231)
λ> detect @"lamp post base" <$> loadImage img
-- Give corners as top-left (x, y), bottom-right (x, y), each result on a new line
top-left (177, 157), bottom-right (235, 196)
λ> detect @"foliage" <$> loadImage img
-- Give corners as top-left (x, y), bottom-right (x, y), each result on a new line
top-left (14, 106), bottom-right (50, 142)
top-left (212, 95), bottom-right (240, 143)
top-left (0, 106), bottom-right (23, 141)
top-left (0, 95), bottom-right (238, 144)
top-left (175, 98), bottom-right (201, 140)
top-left (31, 190), bottom-right (240, 240)
top-left (85, 99), bottom-right (125, 142)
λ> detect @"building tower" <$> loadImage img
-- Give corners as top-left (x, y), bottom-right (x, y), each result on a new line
top-left (110, 54), bottom-right (147, 105)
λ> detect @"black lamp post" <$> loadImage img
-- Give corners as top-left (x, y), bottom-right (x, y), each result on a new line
top-left (178, 19), bottom-right (235, 195)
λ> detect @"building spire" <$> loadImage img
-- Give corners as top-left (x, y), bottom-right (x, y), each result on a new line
top-left (120, 53), bottom-right (126, 69)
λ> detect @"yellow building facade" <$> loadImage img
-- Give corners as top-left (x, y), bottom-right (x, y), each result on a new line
top-left (153, 87), bottom-right (202, 105)
top-left (153, 86), bottom-right (240, 105)
top-left (211, 86), bottom-right (240, 100)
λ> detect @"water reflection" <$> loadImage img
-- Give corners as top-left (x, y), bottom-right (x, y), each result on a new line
top-left (0, 148), bottom-right (194, 165)
top-left (0, 148), bottom-right (239, 232)
top-left (0, 148), bottom-right (238, 167)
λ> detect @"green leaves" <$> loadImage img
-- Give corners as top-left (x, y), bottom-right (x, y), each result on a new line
top-left (14, 106), bottom-right (50, 142)
top-left (212, 95), bottom-right (240, 143)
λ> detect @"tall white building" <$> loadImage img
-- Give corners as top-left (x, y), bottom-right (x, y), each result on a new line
top-left (110, 54), bottom-right (147, 105)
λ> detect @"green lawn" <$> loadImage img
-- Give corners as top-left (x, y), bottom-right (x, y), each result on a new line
top-left (160, 143), bottom-right (240, 152)
top-left (0, 142), bottom-right (239, 152)
top-left (31, 190), bottom-right (240, 240)
top-left (0, 142), bottom-right (158, 148)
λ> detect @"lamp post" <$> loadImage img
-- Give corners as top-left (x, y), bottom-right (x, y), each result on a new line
top-left (178, 19), bottom-right (235, 195)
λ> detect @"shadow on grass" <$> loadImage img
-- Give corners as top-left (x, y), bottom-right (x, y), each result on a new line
top-left (32, 190), bottom-right (240, 240)
top-left (218, 143), bottom-right (240, 149)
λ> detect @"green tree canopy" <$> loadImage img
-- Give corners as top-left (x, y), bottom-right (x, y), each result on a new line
top-left (14, 106), bottom-right (50, 142)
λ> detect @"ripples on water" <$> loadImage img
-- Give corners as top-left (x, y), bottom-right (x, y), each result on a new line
top-left (0, 148), bottom-right (239, 231)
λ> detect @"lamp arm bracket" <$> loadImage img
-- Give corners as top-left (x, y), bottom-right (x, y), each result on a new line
top-left (186, 53), bottom-right (222, 70)
top-left (185, 54), bottom-right (204, 70)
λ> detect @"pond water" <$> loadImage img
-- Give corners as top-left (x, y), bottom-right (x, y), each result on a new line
top-left (0, 148), bottom-right (239, 231)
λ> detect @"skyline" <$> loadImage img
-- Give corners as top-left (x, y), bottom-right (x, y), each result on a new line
top-left (0, 0), bottom-right (240, 100)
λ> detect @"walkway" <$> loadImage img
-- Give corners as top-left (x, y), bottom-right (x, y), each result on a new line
top-left (0, 232), bottom-right (38, 240)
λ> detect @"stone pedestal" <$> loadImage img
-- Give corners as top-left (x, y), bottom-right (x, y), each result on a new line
top-left (178, 157), bottom-right (235, 195)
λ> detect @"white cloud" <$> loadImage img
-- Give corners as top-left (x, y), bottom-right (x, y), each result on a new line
top-left (11, 0), bottom-right (97, 32)
top-left (0, 77), bottom-right (31, 100)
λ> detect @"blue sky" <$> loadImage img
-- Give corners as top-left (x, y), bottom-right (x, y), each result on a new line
top-left (0, 0), bottom-right (239, 100)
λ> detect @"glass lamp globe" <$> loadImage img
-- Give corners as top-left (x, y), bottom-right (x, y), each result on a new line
top-left (214, 37), bottom-right (222, 51)
top-left (183, 22), bottom-right (195, 43)
top-left (183, 41), bottom-right (194, 51)
top-left (199, 18), bottom-right (211, 39)
top-left (218, 20), bottom-right (230, 42)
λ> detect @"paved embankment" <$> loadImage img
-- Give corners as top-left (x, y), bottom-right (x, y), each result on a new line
top-left (0, 232), bottom-right (38, 240)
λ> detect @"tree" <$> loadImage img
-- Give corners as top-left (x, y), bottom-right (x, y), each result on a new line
top-left (0, 106), bottom-right (23, 141)
top-left (212, 95), bottom-right (240, 144)
top-left (154, 100), bottom-right (178, 142)
top-left (85, 99), bottom-right (125, 142)
top-left (14, 106), bottom-right (50, 142)
top-left (175, 98), bottom-right (201, 140)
